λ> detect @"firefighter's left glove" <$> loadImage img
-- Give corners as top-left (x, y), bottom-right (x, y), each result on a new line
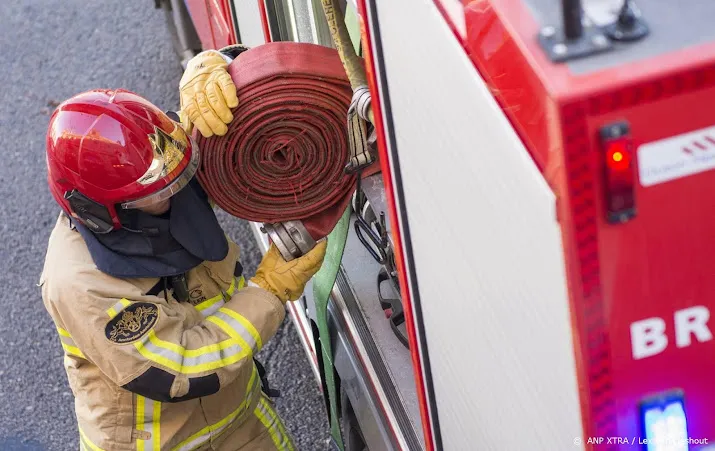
top-left (250, 240), bottom-right (328, 303)
top-left (179, 50), bottom-right (238, 138)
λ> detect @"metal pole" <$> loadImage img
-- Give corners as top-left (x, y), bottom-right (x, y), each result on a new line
top-left (562, 0), bottom-right (583, 40)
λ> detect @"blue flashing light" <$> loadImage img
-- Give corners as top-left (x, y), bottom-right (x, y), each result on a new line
top-left (641, 393), bottom-right (689, 451)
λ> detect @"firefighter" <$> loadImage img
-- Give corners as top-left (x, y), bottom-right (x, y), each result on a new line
top-left (40, 48), bottom-right (325, 450)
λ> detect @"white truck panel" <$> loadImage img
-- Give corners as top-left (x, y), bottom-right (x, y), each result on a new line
top-left (232, 0), bottom-right (266, 47)
top-left (371, 0), bottom-right (585, 449)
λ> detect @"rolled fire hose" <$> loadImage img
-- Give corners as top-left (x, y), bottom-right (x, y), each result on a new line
top-left (194, 42), bottom-right (359, 259)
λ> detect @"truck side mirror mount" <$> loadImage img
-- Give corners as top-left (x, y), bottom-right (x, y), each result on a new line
top-left (538, 0), bottom-right (613, 63)
top-left (603, 0), bottom-right (649, 42)
top-left (538, 0), bottom-right (650, 63)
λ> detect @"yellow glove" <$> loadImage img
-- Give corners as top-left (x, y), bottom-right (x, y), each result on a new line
top-left (250, 240), bottom-right (328, 303)
top-left (179, 50), bottom-right (238, 137)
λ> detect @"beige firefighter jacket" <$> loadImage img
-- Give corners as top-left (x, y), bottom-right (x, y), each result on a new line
top-left (40, 213), bottom-right (295, 451)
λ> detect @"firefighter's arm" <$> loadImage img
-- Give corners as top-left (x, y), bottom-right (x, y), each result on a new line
top-left (178, 45), bottom-right (249, 138)
top-left (46, 271), bottom-right (284, 403)
top-left (45, 241), bottom-right (325, 403)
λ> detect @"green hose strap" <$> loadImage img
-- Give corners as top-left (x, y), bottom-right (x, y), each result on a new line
top-left (312, 205), bottom-right (352, 451)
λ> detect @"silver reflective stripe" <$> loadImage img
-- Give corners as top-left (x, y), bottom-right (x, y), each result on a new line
top-left (136, 334), bottom-right (244, 371)
top-left (254, 398), bottom-right (293, 450)
top-left (60, 334), bottom-right (78, 348)
top-left (136, 396), bottom-right (161, 451)
top-left (183, 343), bottom-right (243, 368)
top-left (57, 327), bottom-right (85, 358)
top-left (211, 370), bottom-right (261, 438)
top-left (172, 431), bottom-right (209, 451)
top-left (106, 299), bottom-right (131, 318)
top-left (246, 368), bottom-right (261, 407)
top-left (135, 336), bottom-right (181, 367)
top-left (78, 426), bottom-right (104, 451)
top-left (264, 397), bottom-right (294, 451)
top-left (211, 310), bottom-right (258, 352)
top-left (171, 367), bottom-right (261, 451)
top-left (199, 299), bottom-right (225, 317)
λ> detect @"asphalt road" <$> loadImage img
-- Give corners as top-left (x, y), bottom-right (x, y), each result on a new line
top-left (0, 1), bottom-right (329, 450)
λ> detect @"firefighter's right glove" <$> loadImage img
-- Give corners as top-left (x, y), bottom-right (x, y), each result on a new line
top-left (179, 50), bottom-right (238, 138)
top-left (250, 240), bottom-right (328, 303)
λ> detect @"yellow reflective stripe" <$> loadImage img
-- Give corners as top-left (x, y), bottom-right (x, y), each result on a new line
top-left (194, 276), bottom-right (245, 317)
top-left (195, 281), bottom-right (232, 312)
top-left (254, 397), bottom-right (293, 451)
top-left (213, 307), bottom-right (262, 351)
top-left (106, 299), bottom-right (131, 319)
top-left (184, 339), bottom-right (236, 357)
top-left (136, 395), bottom-right (161, 451)
top-left (236, 275), bottom-right (245, 291)
top-left (153, 400), bottom-right (161, 450)
top-left (261, 397), bottom-right (294, 451)
top-left (205, 315), bottom-right (250, 352)
top-left (147, 332), bottom-right (236, 358)
top-left (57, 327), bottom-right (71, 338)
top-left (57, 328), bottom-right (85, 359)
top-left (62, 343), bottom-right (86, 359)
top-left (254, 399), bottom-right (280, 449)
top-left (133, 330), bottom-right (249, 374)
top-left (136, 396), bottom-right (145, 451)
top-left (171, 367), bottom-right (260, 451)
top-left (145, 330), bottom-right (185, 355)
top-left (194, 295), bottom-right (224, 313)
top-left (78, 426), bottom-right (106, 451)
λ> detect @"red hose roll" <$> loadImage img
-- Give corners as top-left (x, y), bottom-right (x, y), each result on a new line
top-left (195, 42), bottom-right (358, 240)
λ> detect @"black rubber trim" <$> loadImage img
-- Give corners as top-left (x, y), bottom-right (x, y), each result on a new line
top-left (334, 270), bottom-right (422, 450)
top-left (365, 1), bottom-right (443, 449)
top-left (263, 0), bottom-right (290, 42)
top-left (123, 366), bottom-right (220, 403)
top-left (227, 0), bottom-right (241, 44)
top-left (146, 278), bottom-right (165, 296)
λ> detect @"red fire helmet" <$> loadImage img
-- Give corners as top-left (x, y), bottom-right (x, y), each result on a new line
top-left (46, 89), bottom-right (199, 233)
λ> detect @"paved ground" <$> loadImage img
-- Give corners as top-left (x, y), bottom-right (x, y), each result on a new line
top-left (0, 1), bottom-right (329, 449)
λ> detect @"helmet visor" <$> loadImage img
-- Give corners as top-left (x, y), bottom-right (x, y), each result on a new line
top-left (120, 131), bottom-right (200, 210)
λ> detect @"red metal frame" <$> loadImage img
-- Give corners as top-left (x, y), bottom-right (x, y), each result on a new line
top-left (186, 0), bottom-right (217, 48)
top-left (257, 0), bottom-right (272, 43)
top-left (186, 0), bottom-right (236, 49)
top-left (286, 301), bottom-right (318, 367)
top-left (462, 0), bottom-right (715, 448)
top-left (431, 0), bottom-right (466, 47)
top-left (357, 1), bottom-right (437, 450)
top-left (222, 0), bottom-right (237, 45)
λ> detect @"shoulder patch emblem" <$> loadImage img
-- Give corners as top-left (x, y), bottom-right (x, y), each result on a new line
top-left (105, 303), bottom-right (159, 344)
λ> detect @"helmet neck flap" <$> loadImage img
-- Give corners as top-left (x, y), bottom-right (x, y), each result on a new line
top-left (73, 179), bottom-right (228, 278)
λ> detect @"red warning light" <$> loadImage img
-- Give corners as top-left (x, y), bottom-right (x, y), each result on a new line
top-left (600, 122), bottom-right (635, 224)
top-left (606, 141), bottom-right (631, 171)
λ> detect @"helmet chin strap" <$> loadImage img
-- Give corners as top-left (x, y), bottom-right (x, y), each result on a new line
top-left (120, 223), bottom-right (162, 237)
top-left (64, 189), bottom-right (115, 234)
top-left (120, 204), bottom-right (172, 236)
top-left (120, 225), bottom-right (144, 234)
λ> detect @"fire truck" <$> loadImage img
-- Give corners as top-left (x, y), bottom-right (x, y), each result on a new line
top-left (155, 0), bottom-right (715, 450)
